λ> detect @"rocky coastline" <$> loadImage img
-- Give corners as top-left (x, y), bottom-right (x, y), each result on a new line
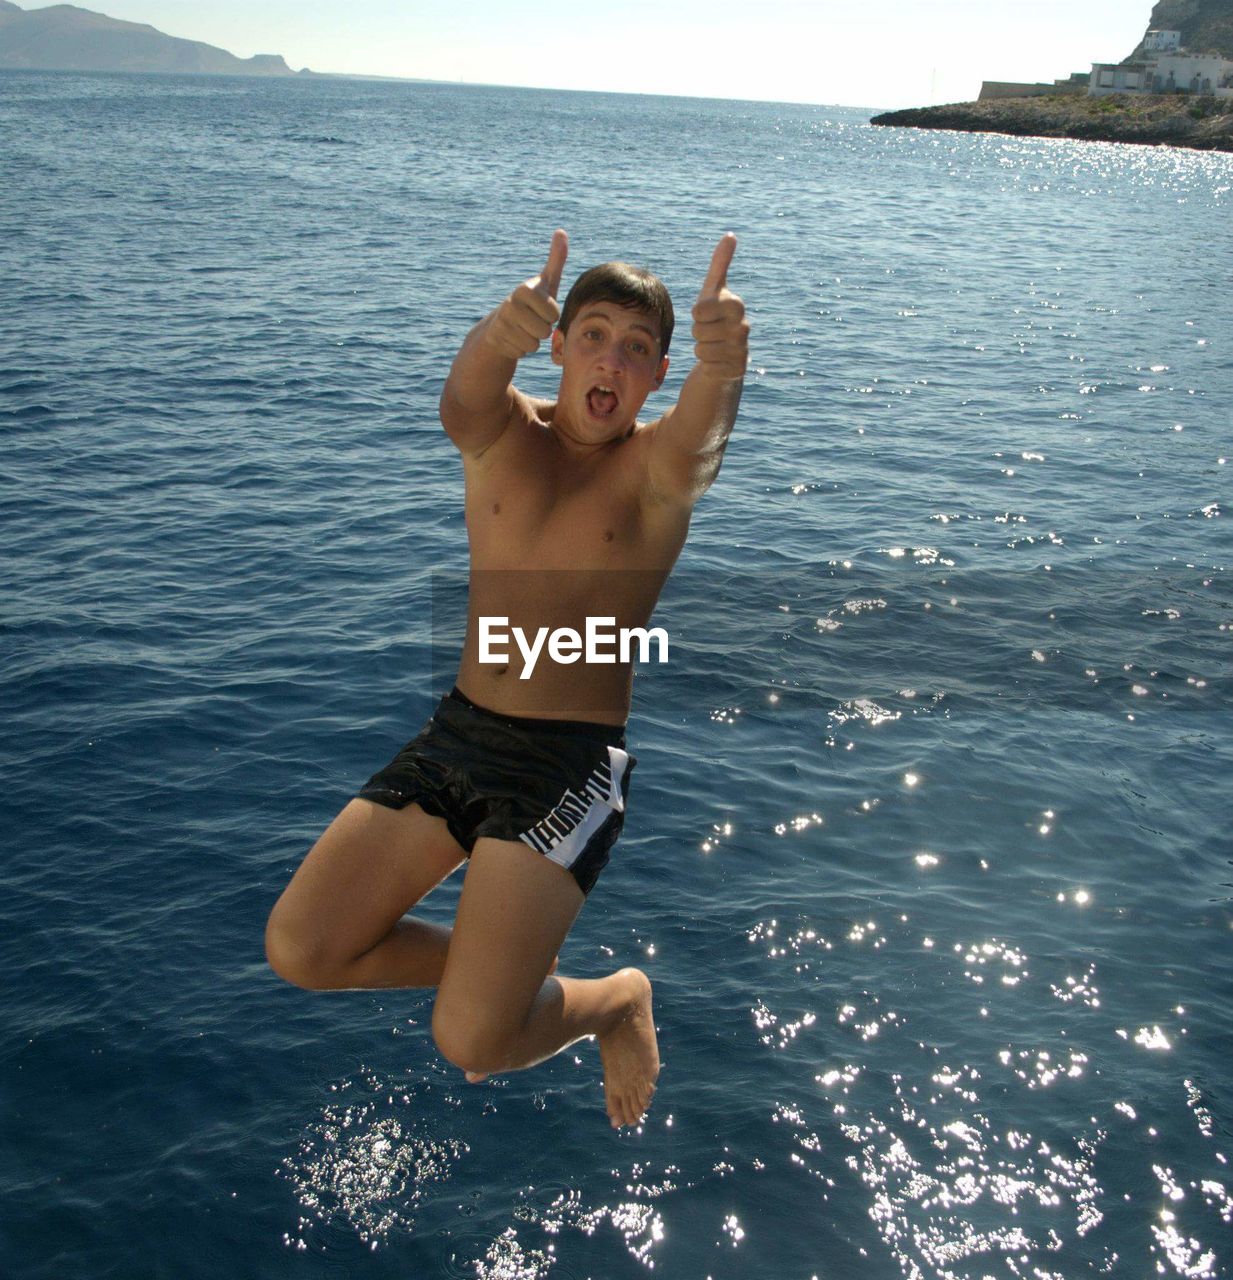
top-left (871, 93), bottom-right (1233, 152)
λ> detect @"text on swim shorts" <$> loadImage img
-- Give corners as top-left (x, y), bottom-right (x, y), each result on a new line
top-left (478, 616), bottom-right (670, 681)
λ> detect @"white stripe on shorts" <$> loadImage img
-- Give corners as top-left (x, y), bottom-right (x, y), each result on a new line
top-left (519, 745), bottom-right (629, 874)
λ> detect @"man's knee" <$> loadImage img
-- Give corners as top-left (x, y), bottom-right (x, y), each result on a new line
top-left (431, 997), bottom-right (516, 1076)
top-left (264, 906), bottom-right (346, 991)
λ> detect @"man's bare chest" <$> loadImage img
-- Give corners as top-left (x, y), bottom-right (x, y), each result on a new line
top-left (465, 462), bottom-right (646, 567)
top-left (462, 419), bottom-right (667, 564)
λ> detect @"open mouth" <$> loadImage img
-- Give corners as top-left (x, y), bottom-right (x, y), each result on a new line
top-left (586, 385), bottom-right (619, 419)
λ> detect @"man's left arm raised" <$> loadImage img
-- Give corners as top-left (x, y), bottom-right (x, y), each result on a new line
top-left (646, 233), bottom-right (749, 506)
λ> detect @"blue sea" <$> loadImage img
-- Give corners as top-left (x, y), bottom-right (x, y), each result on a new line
top-left (2, 70), bottom-right (1231, 1279)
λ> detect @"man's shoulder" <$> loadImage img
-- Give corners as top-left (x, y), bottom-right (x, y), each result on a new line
top-left (511, 387), bottom-right (553, 417)
top-left (630, 416), bottom-right (665, 443)
top-left (462, 389), bottom-right (549, 461)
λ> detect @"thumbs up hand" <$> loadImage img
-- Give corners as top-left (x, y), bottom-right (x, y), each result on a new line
top-left (691, 233), bottom-right (748, 381)
top-left (485, 229), bottom-right (569, 361)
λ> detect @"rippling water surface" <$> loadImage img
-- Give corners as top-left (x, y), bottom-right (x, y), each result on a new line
top-left (2, 71), bottom-right (1231, 1280)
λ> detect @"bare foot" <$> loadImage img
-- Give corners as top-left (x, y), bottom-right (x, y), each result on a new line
top-left (464, 953), bottom-right (560, 1085)
top-left (597, 968), bottom-right (659, 1129)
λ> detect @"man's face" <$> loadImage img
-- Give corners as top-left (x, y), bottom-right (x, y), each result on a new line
top-left (551, 302), bottom-right (669, 443)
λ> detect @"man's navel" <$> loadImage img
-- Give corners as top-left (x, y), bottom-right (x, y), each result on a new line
top-left (603, 530), bottom-right (614, 543)
top-left (492, 503), bottom-right (500, 515)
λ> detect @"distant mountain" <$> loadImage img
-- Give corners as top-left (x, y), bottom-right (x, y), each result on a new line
top-left (1124, 0), bottom-right (1233, 61)
top-left (0, 1), bottom-right (297, 75)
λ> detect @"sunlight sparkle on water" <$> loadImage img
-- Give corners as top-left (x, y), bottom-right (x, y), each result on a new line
top-left (1129, 1026), bottom-right (1173, 1051)
top-left (280, 1073), bottom-right (469, 1247)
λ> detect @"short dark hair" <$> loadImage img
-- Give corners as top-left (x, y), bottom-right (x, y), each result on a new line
top-left (559, 262), bottom-right (675, 356)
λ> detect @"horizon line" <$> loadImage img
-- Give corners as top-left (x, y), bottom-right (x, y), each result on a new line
top-left (0, 64), bottom-right (892, 113)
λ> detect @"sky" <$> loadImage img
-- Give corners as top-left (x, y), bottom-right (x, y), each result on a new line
top-left (25, 0), bottom-right (1155, 109)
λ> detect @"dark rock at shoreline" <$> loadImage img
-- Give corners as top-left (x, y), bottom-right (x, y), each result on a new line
top-left (871, 93), bottom-right (1233, 152)
top-left (0, 1), bottom-right (295, 75)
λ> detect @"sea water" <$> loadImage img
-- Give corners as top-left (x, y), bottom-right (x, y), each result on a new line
top-left (2, 71), bottom-right (1231, 1279)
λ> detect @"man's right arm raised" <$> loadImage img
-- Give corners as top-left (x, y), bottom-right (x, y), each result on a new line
top-left (439, 230), bottom-right (568, 457)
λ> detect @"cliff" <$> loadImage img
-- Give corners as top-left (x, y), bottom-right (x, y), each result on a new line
top-left (870, 1), bottom-right (1233, 152)
top-left (870, 93), bottom-right (1233, 152)
top-left (1124, 0), bottom-right (1233, 61)
top-left (0, 2), bottom-right (295, 75)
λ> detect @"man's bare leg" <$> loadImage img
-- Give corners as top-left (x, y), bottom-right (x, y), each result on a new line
top-left (431, 839), bottom-right (660, 1129)
top-left (464, 968), bottom-right (658, 1129)
top-left (265, 799), bottom-right (467, 990)
top-left (266, 799), bottom-right (560, 991)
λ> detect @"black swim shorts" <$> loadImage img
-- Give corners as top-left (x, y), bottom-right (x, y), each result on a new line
top-left (357, 687), bottom-right (636, 896)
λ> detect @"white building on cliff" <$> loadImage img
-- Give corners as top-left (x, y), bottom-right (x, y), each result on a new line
top-left (1090, 30), bottom-right (1233, 98)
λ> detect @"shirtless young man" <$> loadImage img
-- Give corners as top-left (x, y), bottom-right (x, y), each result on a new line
top-left (264, 229), bottom-right (748, 1129)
